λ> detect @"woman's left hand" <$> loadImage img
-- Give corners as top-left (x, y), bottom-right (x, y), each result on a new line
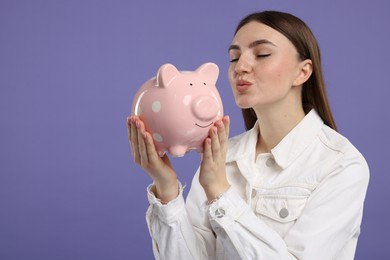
top-left (199, 115), bottom-right (230, 201)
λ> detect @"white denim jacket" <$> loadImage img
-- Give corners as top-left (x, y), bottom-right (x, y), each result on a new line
top-left (146, 110), bottom-right (369, 259)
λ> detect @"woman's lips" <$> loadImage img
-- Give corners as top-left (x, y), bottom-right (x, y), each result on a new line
top-left (236, 80), bottom-right (252, 92)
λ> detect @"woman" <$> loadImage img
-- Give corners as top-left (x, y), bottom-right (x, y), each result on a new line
top-left (127, 11), bottom-right (369, 259)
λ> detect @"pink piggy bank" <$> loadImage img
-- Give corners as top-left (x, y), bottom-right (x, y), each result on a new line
top-left (132, 62), bottom-right (224, 157)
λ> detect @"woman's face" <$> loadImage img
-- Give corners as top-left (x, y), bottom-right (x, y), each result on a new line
top-left (228, 21), bottom-right (305, 110)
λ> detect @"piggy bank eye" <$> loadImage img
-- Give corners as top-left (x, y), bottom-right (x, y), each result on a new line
top-left (204, 83), bottom-right (207, 85)
top-left (190, 83), bottom-right (193, 86)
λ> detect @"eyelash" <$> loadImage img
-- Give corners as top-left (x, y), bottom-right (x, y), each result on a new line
top-left (257, 54), bottom-right (271, 58)
top-left (229, 54), bottom-right (271, 63)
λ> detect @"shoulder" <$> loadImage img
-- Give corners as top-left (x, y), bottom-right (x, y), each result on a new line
top-left (319, 125), bottom-right (369, 178)
top-left (319, 125), bottom-right (364, 158)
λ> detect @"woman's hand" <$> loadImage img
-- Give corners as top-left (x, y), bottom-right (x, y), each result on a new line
top-left (199, 116), bottom-right (230, 201)
top-left (127, 116), bottom-right (178, 203)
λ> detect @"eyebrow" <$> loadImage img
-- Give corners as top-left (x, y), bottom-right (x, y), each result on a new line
top-left (228, 39), bottom-right (277, 52)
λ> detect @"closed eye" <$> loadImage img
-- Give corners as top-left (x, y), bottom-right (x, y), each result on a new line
top-left (230, 54), bottom-right (270, 63)
top-left (256, 54), bottom-right (271, 58)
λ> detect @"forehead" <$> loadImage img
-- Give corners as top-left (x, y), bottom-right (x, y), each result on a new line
top-left (230, 21), bottom-right (291, 49)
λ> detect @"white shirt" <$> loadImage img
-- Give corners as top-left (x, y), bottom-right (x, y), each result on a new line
top-left (146, 110), bottom-right (369, 259)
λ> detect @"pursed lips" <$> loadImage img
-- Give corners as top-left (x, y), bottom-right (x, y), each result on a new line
top-left (236, 79), bottom-right (252, 92)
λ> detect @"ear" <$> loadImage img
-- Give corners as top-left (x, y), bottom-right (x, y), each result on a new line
top-left (196, 62), bottom-right (219, 85)
top-left (293, 59), bottom-right (313, 86)
top-left (156, 64), bottom-right (180, 87)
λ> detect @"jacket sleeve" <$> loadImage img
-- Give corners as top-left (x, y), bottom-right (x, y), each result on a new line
top-left (146, 181), bottom-right (216, 259)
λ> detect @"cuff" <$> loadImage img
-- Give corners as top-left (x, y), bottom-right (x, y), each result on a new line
top-left (208, 186), bottom-right (249, 228)
top-left (146, 181), bottom-right (186, 224)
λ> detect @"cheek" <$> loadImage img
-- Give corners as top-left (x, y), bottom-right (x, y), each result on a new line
top-left (267, 60), bottom-right (296, 86)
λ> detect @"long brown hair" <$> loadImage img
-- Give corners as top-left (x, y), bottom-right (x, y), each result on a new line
top-left (235, 11), bottom-right (337, 131)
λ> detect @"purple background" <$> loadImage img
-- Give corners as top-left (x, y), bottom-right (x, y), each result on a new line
top-left (1, 0), bottom-right (388, 259)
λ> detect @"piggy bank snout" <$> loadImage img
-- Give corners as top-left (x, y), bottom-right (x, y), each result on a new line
top-left (192, 95), bottom-right (219, 121)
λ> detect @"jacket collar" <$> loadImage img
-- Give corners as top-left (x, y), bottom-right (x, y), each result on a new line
top-left (226, 109), bottom-right (324, 170)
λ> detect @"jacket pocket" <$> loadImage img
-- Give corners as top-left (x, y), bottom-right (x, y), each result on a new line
top-left (255, 194), bottom-right (309, 223)
top-left (254, 187), bottom-right (311, 237)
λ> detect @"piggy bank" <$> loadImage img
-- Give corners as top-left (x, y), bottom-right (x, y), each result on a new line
top-left (132, 62), bottom-right (223, 157)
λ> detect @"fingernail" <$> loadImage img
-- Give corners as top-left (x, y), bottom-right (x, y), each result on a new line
top-left (213, 127), bottom-right (217, 134)
top-left (129, 116), bottom-right (135, 124)
top-left (135, 120), bottom-right (140, 128)
top-left (217, 121), bottom-right (224, 128)
top-left (224, 115), bottom-right (230, 123)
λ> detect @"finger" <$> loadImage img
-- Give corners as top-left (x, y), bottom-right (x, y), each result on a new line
top-left (216, 120), bottom-right (227, 148)
top-left (144, 131), bottom-right (160, 164)
top-left (129, 116), bottom-right (141, 164)
top-left (127, 117), bottom-right (133, 147)
top-left (127, 116), bottom-right (137, 139)
top-left (223, 115), bottom-right (230, 139)
top-left (136, 119), bottom-right (149, 166)
top-left (203, 137), bottom-right (212, 161)
top-left (127, 116), bottom-right (134, 154)
top-left (127, 116), bottom-right (132, 139)
top-left (210, 126), bottom-right (220, 159)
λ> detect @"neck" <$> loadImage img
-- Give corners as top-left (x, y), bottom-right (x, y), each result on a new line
top-left (254, 103), bottom-right (305, 155)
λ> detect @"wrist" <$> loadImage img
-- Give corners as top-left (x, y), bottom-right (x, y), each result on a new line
top-left (205, 183), bottom-right (231, 204)
top-left (154, 180), bottom-right (179, 204)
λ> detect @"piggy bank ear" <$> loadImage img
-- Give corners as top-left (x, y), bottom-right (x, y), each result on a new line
top-left (156, 64), bottom-right (180, 88)
top-left (196, 63), bottom-right (219, 85)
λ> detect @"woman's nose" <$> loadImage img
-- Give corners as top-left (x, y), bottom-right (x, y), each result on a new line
top-left (234, 56), bottom-right (251, 75)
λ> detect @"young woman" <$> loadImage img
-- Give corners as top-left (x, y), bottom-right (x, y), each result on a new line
top-left (127, 11), bottom-right (369, 259)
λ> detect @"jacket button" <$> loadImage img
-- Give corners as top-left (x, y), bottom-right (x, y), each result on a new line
top-left (279, 208), bottom-right (289, 218)
top-left (215, 208), bottom-right (226, 218)
top-left (266, 157), bottom-right (275, 167)
top-left (251, 190), bottom-right (257, 199)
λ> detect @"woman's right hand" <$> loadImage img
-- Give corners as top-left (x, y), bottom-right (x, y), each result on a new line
top-left (127, 116), bottom-right (178, 203)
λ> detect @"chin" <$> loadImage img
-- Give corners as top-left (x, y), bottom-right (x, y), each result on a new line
top-left (235, 97), bottom-right (255, 109)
